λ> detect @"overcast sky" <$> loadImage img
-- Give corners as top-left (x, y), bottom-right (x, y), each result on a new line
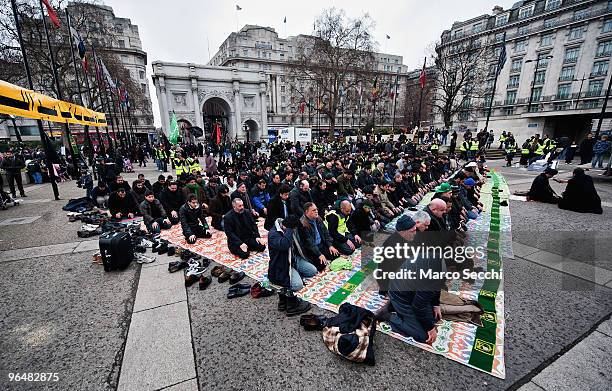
top-left (102, 0), bottom-right (517, 127)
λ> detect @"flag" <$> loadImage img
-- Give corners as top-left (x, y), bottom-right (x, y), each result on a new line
top-left (236, 5), bottom-right (242, 10)
top-left (99, 59), bottom-right (116, 89)
top-left (41, 0), bottom-right (61, 28)
top-left (283, 17), bottom-right (286, 23)
top-left (419, 57), bottom-right (426, 89)
top-left (496, 44), bottom-right (507, 76)
top-left (168, 112), bottom-right (179, 145)
top-left (82, 55), bottom-right (89, 73)
top-left (386, 34), bottom-right (390, 39)
top-left (69, 25), bottom-right (86, 59)
top-left (371, 77), bottom-right (379, 99)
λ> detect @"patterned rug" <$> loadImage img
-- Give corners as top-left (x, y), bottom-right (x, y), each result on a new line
top-left (161, 171), bottom-right (510, 378)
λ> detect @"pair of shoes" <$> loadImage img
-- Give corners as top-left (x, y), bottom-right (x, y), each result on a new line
top-left (229, 271), bottom-right (246, 285)
top-left (299, 314), bottom-right (327, 331)
top-left (20, 193), bottom-right (27, 198)
top-left (133, 244), bottom-right (147, 253)
top-left (198, 275), bottom-right (212, 290)
top-left (168, 260), bottom-right (188, 273)
top-left (212, 266), bottom-right (232, 283)
top-left (135, 253), bottom-right (156, 264)
top-left (167, 246), bottom-right (176, 256)
top-left (227, 284), bottom-right (252, 299)
top-left (250, 282), bottom-right (275, 298)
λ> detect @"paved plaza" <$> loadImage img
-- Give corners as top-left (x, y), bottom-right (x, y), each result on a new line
top-left (0, 160), bottom-right (611, 391)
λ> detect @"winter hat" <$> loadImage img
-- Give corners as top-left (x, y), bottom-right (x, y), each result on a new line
top-left (465, 162), bottom-right (478, 168)
top-left (395, 215), bottom-right (416, 231)
top-left (434, 182), bottom-right (452, 193)
top-left (464, 178), bottom-right (476, 186)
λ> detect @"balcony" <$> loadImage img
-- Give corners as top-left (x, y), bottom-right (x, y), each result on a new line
top-left (590, 71), bottom-right (608, 78)
top-left (559, 75), bottom-right (575, 82)
top-left (585, 90), bottom-right (604, 97)
top-left (507, 83), bottom-right (520, 88)
top-left (563, 57), bottom-right (578, 64)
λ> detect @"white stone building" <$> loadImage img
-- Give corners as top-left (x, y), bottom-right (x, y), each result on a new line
top-left (436, 0), bottom-right (612, 142)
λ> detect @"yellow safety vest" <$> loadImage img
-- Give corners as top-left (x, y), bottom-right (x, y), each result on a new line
top-left (324, 210), bottom-right (348, 236)
top-left (499, 135), bottom-right (507, 142)
top-left (469, 140), bottom-right (479, 151)
top-left (175, 158), bottom-right (187, 176)
top-left (430, 144), bottom-right (439, 151)
top-left (521, 148), bottom-right (530, 155)
top-left (460, 141), bottom-right (469, 152)
top-left (535, 143), bottom-right (545, 155)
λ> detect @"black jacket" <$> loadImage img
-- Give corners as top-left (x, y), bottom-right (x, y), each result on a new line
top-left (108, 191), bottom-right (139, 217)
top-left (0, 155), bottom-right (25, 173)
top-left (348, 204), bottom-right (374, 234)
top-left (289, 187), bottom-right (313, 216)
top-left (160, 188), bottom-right (185, 214)
top-left (527, 173), bottom-right (556, 203)
top-left (209, 194), bottom-right (231, 230)
top-left (357, 171), bottom-right (375, 190)
top-left (267, 225), bottom-right (294, 288)
top-left (223, 209), bottom-right (260, 248)
top-left (424, 206), bottom-right (449, 232)
top-left (179, 203), bottom-right (209, 237)
top-left (297, 217), bottom-right (333, 259)
top-left (139, 199), bottom-right (167, 225)
top-left (264, 194), bottom-right (292, 230)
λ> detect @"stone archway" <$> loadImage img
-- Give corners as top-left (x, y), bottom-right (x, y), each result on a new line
top-left (243, 119), bottom-right (260, 143)
top-left (202, 97), bottom-right (232, 144)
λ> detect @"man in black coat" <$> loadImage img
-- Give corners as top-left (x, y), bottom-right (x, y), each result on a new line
top-left (1, 149), bottom-right (26, 197)
top-left (179, 194), bottom-right (212, 243)
top-left (223, 198), bottom-right (266, 259)
top-left (579, 133), bottom-right (596, 165)
top-left (264, 184), bottom-right (292, 230)
top-left (558, 168), bottom-right (603, 214)
top-left (109, 175), bottom-right (131, 193)
top-left (289, 179), bottom-right (313, 216)
top-left (139, 190), bottom-right (171, 233)
top-left (527, 168), bottom-right (560, 203)
top-left (208, 185), bottom-right (232, 231)
top-left (108, 187), bottom-right (139, 219)
top-left (297, 202), bottom-right (339, 271)
top-left (159, 181), bottom-right (184, 224)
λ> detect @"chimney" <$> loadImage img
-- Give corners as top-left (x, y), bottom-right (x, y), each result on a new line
top-left (492, 6), bottom-right (504, 15)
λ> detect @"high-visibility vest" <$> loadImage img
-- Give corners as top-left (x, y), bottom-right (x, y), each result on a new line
top-left (324, 210), bottom-right (348, 236)
top-left (535, 143), bottom-right (545, 155)
top-left (430, 143), bottom-right (439, 151)
top-left (505, 143), bottom-right (517, 153)
top-left (186, 157), bottom-right (201, 173)
top-left (499, 135), bottom-right (507, 142)
top-left (460, 141), bottom-right (469, 151)
top-left (544, 139), bottom-right (557, 152)
top-left (469, 140), bottom-right (479, 151)
top-left (521, 148), bottom-right (530, 155)
top-left (175, 158), bottom-right (187, 176)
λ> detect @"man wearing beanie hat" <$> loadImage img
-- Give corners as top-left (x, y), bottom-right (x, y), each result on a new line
top-left (268, 215), bottom-right (314, 316)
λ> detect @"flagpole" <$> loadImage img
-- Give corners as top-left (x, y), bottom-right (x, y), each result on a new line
top-left (484, 32), bottom-right (506, 133)
top-left (10, 0), bottom-right (60, 199)
top-left (417, 56), bottom-right (426, 130)
top-left (92, 44), bottom-right (114, 153)
top-left (392, 70), bottom-right (400, 134)
top-left (372, 77), bottom-right (377, 132)
top-left (66, 9), bottom-right (94, 163)
top-left (38, 0), bottom-right (80, 178)
top-left (107, 87), bottom-right (124, 150)
top-left (81, 52), bottom-right (104, 155)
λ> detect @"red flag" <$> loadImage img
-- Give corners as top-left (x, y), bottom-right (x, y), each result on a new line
top-left (82, 55), bottom-right (89, 73)
top-left (419, 57), bottom-right (426, 89)
top-left (215, 123), bottom-right (221, 145)
top-left (41, 0), bottom-right (61, 28)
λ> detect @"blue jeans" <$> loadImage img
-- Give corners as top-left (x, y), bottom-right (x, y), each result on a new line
top-left (156, 159), bottom-right (163, 171)
top-left (290, 256), bottom-right (318, 291)
top-left (592, 153), bottom-right (605, 168)
top-left (467, 209), bottom-right (478, 220)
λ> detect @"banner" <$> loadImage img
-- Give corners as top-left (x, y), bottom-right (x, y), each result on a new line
top-left (0, 80), bottom-right (107, 127)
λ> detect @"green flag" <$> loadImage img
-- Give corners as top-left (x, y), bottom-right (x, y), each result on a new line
top-left (168, 112), bottom-right (179, 145)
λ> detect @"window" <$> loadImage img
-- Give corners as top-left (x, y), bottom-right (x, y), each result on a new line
top-left (243, 49), bottom-right (248, 56)
top-left (505, 108), bottom-right (514, 115)
top-left (280, 53), bottom-right (285, 59)
top-left (495, 33), bottom-right (505, 43)
top-left (569, 26), bottom-right (584, 40)
top-left (534, 70), bottom-right (546, 85)
top-left (141, 83), bottom-right (146, 92)
top-left (518, 26), bottom-right (530, 36)
top-left (510, 58), bottom-right (522, 72)
top-left (458, 111), bottom-right (469, 121)
top-left (519, 5), bottom-right (534, 19)
top-left (532, 87), bottom-right (543, 102)
top-left (118, 39), bottom-right (125, 48)
top-left (540, 34), bottom-right (553, 46)
top-left (604, 19), bottom-right (612, 33)
top-left (557, 84), bottom-right (571, 99)
top-left (506, 90), bottom-right (517, 104)
top-left (508, 74), bottom-right (520, 87)
top-left (592, 60), bottom-right (609, 76)
top-left (453, 29), bottom-right (463, 39)
top-left (574, 9), bottom-right (589, 21)
top-left (544, 18), bottom-right (557, 29)
top-left (587, 80), bottom-right (604, 96)
top-left (564, 47), bottom-right (580, 63)
top-left (559, 66), bottom-right (576, 81)
top-left (280, 85), bottom-right (286, 93)
top-left (496, 13), bottom-right (509, 27)
top-left (121, 54), bottom-right (129, 63)
top-left (515, 40), bottom-right (527, 52)
top-left (472, 23), bottom-right (483, 33)
top-left (545, 0), bottom-right (561, 10)
top-left (139, 70), bottom-right (145, 79)
top-left (596, 41), bottom-right (612, 57)
top-left (114, 24), bottom-right (123, 34)
top-left (537, 53), bottom-right (551, 68)
top-left (494, 46), bottom-right (502, 58)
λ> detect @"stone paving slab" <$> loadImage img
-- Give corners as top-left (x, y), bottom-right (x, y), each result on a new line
top-left (162, 378), bottom-right (198, 391)
top-left (523, 250), bottom-right (612, 286)
top-left (0, 239), bottom-right (99, 263)
top-left (73, 239), bottom-right (100, 253)
top-left (132, 263), bottom-right (186, 313)
top-left (512, 241), bottom-right (541, 258)
top-left (117, 301), bottom-right (196, 391)
top-left (530, 331), bottom-right (612, 391)
top-left (518, 381), bottom-right (546, 391)
top-left (597, 318), bottom-right (612, 337)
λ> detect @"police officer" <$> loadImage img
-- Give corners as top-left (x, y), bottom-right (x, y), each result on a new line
top-left (498, 131), bottom-right (507, 149)
top-left (505, 137), bottom-right (517, 167)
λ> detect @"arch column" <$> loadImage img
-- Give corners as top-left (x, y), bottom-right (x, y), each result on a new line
top-left (233, 81), bottom-right (242, 140)
top-left (259, 82), bottom-right (268, 141)
top-left (158, 77), bottom-right (170, 134)
top-left (191, 78), bottom-right (203, 129)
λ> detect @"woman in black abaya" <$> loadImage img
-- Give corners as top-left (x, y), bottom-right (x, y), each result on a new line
top-left (557, 168), bottom-right (603, 214)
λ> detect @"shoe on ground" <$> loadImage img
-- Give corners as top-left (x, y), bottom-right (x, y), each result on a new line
top-left (227, 286), bottom-right (251, 299)
top-left (135, 254), bottom-right (156, 264)
top-left (168, 261), bottom-right (188, 273)
top-left (229, 271), bottom-right (246, 285)
top-left (218, 269), bottom-right (232, 283)
top-left (185, 265), bottom-right (208, 277)
top-left (198, 275), bottom-right (212, 290)
top-left (185, 273), bottom-right (199, 287)
top-left (277, 292), bottom-right (288, 311)
top-left (286, 295), bottom-right (311, 317)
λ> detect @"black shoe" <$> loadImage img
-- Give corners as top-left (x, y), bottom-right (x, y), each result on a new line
top-left (286, 295), bottom-right (311, 317)
top-left (168, 261), bottom-right (188, 273)
top-left (227, 286), bottom-right (251, 299)
top-left (185, 273), bottom-right (199, 287)
top-left (167, 246), bottom-right (176, 256)
top-left (229, 271), bottom-right (246, 285)
top-left (157, 243), bottom-right (168, 255)
top-left (198, 275), bottom-right (212, 290)
top-left (134, 245), bottom-right (147, 253)
top-left (277, 292), bottom-right (288, 311)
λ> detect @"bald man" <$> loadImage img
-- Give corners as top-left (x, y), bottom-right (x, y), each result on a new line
top-left (424, 199), bottom-right (450, 232)
top-left (324, 199), bottom-right (362, 255)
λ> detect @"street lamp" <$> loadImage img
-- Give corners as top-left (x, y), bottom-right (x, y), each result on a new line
top-left (525, 55), bottom-right (553, 113)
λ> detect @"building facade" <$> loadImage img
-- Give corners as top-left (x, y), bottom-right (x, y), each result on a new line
top-left (436, 0), bottom-right (612, 142)
top-left (208, 25), bottom-right (410, 136)
top-left (151, 62), bottom-right (269, 141)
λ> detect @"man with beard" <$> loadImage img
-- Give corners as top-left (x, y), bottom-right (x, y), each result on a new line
top-left (223, 198), bottom-right (266, 259)
top-left (140, 190), bottom-right (172, 233)
top-left (289, 179), bottom-right (313, 216)
top-left (159, 181), bottom-right (185, 224)
top-left (180, 194), bottom-right (212, 243)
top-left (130, 179), bottom-right (148, 205)
top-left (151, 175), bottom-right (166, 198)
top-left (264, 184), bottom-right (293, 230)
top-left (108, 187), bottom-right (139, 220)
top-left (209, 184), bottom-right (232, 231)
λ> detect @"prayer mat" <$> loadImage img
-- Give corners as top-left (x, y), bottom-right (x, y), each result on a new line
top-left (161, 171), bottom-right (510, 378)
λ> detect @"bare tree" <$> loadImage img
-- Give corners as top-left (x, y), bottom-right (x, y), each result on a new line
top-left (288, 8), bottom-right (377, 137)
top-left (430, 39), bottom-right (493, 129)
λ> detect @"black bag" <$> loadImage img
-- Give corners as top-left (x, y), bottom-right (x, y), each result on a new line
top-left (99, 232), bottom-right (134, 272)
